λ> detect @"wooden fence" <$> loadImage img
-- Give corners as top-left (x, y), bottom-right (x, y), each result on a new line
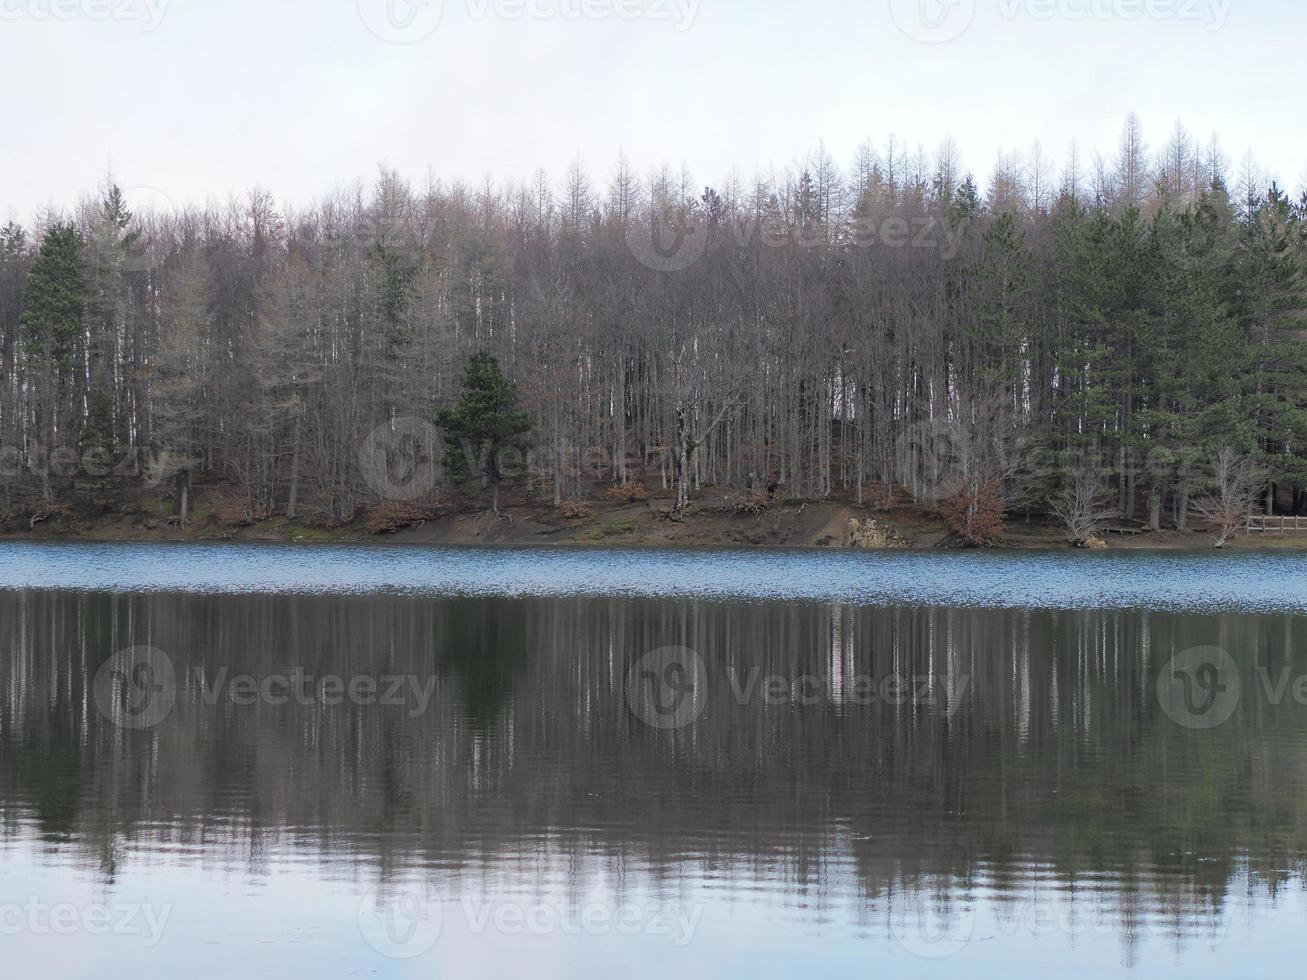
top-left (1246, 515), bottom-right (1307, 535)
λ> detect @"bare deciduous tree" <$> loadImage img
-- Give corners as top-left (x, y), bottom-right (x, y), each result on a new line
top-left (0, 118), bottom-right (1303, 534)
top-left (1051, 462), bottom-right (1114, 547)
top-left (1192, 448), bottom-right (1268, 548)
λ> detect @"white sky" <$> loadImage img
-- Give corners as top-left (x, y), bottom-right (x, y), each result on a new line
top-left (2, 0), bottom-right (1305, 221)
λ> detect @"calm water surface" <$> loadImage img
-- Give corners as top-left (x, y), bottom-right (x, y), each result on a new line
top-left (2, 542), bottom-right (1306, 978)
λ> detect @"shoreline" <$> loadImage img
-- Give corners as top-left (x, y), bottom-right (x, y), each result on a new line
top-left (3, 497), bottom-right (1301, 553)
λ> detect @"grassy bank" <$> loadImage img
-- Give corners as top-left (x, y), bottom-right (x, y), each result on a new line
top-left (3, 486), bottom-right (1298, 552)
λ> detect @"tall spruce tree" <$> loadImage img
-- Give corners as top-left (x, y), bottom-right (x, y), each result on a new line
top-left (75, 384), bottom-right (118, 516)
top-left (21, 224), bottom-right (85, 375)
top-left (20, 224), bottom-right (86, 502)
top-left (1, 124), bottom-right (1306, 532)
top-left (1231, 186), bottom-right (1307, 509)
top-left (436, 352), bottom-right (532, 517)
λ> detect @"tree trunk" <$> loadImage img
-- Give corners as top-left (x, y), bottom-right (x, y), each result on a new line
top-left (675, 439), bottom-right (691, 513)
top-left (1117, 444), bottom-right (1128, 517)
top-left (175, 468), bottom-right (191, 526)
top-left (286, 428), bottom-right (300, 520)
top-left (674, 404), bottom-right (691, 514)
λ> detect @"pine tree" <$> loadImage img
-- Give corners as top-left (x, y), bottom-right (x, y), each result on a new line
top-left (1047, 207), bottom-right (1120, 516)
top-left (436, 352), bottom-right (532, 516)
top-left (0, 222), bottom-right (25, 257)
top-left (970, 211), bottom-right (1034, 400)
top-left (1229, 186), bottom-right (1307, 509)
top-left (1143, 194), bottom-right (1246, 530)
top-left (75, 384), bottom-right (118, 516)
top-left (21, 224), bottom-right (85, 372)
top-left (87, 184), bottom-right (138, 376)
top-left (21, 224), bottom-right (86, 503)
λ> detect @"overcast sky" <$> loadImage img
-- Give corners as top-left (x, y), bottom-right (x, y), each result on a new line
top-left (2, 0), bottom-right (1304, 221)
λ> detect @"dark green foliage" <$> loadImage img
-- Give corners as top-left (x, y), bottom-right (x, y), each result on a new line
top-left (21, 224), bottom-right (85, 370)
top-left (75, 386), bottom-right (119, 516)
top-left (0, 222), bottom-right (26, 257)
top-left (970, 211), bottom-right (1034, 388)
top-left (436, 352), bottom-right (532, 513)
top-left (439, 599), bottom-right (528, 732)
top-left (1230, 188), bottom-right (1307, 483)
top-left (102, 184), bottom-right (133, 232)
top-left (367, 240), bottom-right (413, 346)
top-left (3, 146), bottom-right (1307, 529)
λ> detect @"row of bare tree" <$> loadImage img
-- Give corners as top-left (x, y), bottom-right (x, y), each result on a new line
top-left (1, 116), bottom-right (1304, 534)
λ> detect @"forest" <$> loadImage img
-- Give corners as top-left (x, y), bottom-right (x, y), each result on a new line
top-left (2, 114), bottom-right (1305, 543)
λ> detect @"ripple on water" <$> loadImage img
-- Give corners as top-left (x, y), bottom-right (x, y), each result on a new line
top-left (2, 541), bottom-right (1307, 612)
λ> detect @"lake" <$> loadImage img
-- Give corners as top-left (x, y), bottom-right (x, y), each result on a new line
top-left (2, 542), bottom-right (1305, 978)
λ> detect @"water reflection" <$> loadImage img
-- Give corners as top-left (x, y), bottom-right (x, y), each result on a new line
top-left (1, 587), bottom-right (1304, 976)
